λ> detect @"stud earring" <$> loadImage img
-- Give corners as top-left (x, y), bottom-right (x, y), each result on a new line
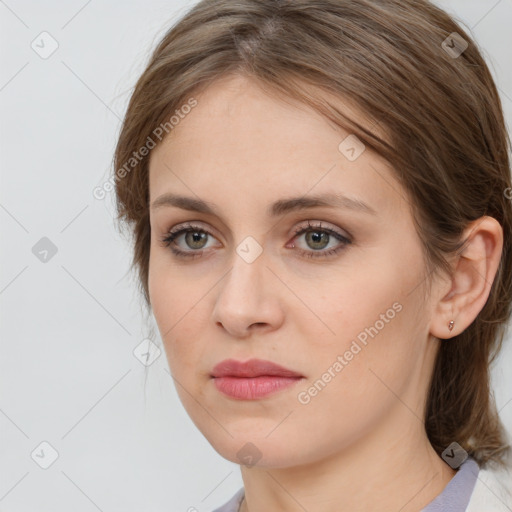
top-left (448, 320), bottom-right (455, 331)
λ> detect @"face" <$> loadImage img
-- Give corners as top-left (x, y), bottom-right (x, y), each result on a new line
top-left (148, 74), bottom-right (441, 468)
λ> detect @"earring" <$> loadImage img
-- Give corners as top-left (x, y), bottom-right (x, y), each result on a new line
top-left (448, 320), bottom-right (455, 331)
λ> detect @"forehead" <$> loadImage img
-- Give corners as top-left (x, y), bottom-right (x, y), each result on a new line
top-left (152, 75), bottom-right (344, 160)
top-left (148, 74), bottom-right (404, 218)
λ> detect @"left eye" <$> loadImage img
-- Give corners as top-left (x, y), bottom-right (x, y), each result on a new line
top-left (160, 220), bottom-right (352, 259)
top-left (289, 221), bottom-right (352, 259)
top-left (160, 223), bottom-right (218, 258)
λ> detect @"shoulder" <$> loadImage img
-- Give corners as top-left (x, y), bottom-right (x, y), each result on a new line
top-left (211, 488), bottom-right (245, 512)
top-left (466, 456), bottom-right (512, 511)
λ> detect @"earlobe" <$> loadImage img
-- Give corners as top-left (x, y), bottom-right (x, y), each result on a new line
top-left (430, 216), bottom-right (503, 340)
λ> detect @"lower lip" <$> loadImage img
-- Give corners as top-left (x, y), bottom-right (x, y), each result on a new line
top-left (212, 376), bottom-right (303, 400)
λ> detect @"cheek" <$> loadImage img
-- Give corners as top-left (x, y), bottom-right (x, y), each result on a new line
top-left (304, 265), bottom-right (402, 353)
top-left (292, 301), bottom-right (417, 449)
top-left (148, 247), bottom-right (191, 330)
top-left (148, 257), bottom-right (199, 371)
top-left (297, 254), bottom-right (422, 398)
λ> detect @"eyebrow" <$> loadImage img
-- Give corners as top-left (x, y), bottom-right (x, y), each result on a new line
top-left (150, 192), bottom-right (377, 217)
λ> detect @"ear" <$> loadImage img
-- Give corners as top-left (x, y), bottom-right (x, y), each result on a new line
top-left (430, 216), bottom-right (503, 340)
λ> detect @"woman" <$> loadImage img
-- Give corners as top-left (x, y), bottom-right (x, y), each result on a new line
top-left (113, 0), bottom-right (512, 510)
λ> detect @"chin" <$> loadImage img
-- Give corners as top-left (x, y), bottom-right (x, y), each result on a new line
top-left (203, 432), bottom-right (311, 469)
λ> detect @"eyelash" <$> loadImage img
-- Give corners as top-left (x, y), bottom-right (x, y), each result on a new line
top-left (159, 220), bottom-right (352, 260)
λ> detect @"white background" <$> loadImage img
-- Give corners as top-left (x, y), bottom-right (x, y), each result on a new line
top-left (1, 1), bottom-right (511, 511)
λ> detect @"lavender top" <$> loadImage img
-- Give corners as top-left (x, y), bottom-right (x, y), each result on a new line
top-left (211, 457), bottom-right (479, 512)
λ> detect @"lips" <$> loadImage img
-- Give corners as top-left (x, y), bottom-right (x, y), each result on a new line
top-left (211, 358), bottom-right (303, 378)
top-left (211, 359), bottom-right (304, 400)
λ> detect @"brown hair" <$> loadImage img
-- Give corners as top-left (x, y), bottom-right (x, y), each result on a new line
top-left (113, 0), bottom-right (512, 468)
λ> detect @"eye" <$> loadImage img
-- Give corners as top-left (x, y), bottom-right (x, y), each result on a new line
top-left (159, 220), bottom-right (352, 259)
top-left (289, 220), bottom-right (352, 259)
top-left (160, 222), bottom-right (219, 259)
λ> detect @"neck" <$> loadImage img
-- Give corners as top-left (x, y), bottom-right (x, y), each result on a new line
top-left (238, 414), bottom-right (455, 512)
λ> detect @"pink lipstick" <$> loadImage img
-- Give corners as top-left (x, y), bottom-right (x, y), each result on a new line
top-left (211, 358), bottom-right (304, 400)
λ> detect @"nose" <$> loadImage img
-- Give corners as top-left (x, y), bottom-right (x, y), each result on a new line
top-left (211, 247), bottom-right (285, 339)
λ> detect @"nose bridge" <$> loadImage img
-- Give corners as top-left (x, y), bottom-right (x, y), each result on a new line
top-left (222, 236), bottom-right (268, 301)
top-left (212, 235), bottom-right (283, 334)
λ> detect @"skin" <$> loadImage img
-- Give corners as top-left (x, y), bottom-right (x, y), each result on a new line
top-left (147, 73), bottom-right (503, 512)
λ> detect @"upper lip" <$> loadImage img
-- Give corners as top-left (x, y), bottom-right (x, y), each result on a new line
top-left (211, 358), bottom-right (303, 378)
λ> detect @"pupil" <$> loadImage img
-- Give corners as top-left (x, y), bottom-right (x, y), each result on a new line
top-left (307, 231), bottom-right (329, 249)
top-left (187, 231), bottom-right (206, 248)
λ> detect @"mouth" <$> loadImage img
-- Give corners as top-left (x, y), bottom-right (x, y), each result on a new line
top-left (210, 358), bottom-right (304, 400)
